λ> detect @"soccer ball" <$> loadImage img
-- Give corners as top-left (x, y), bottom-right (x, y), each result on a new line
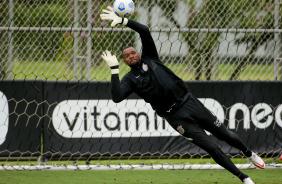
top-left (113, 0), bottom-right (134, 18)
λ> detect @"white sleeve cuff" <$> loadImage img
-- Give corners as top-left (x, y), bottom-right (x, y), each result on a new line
top-left (123, 18), bottom-right (128, 26)
top-left (111, 69), bottom-right (119, 74)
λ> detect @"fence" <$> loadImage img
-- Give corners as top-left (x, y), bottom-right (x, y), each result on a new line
top-left (0, 0), bottom-right (282, 171)
top-left (0, 0), bottom-right (281, 81)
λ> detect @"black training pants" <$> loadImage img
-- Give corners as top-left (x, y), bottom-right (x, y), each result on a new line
top-left (165, 93), bottom-right (249, 177)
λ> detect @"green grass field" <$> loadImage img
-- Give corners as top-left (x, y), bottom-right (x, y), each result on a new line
top-left (12, 60), bottom-right (275, 81)
top-left (0, 169), bottom-right (281, 184)
top-left (1, 158), bottom-right (282, 184)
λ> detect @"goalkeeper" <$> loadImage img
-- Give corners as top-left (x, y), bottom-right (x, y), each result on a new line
top-left (100, 6), bottom-right (264, 184)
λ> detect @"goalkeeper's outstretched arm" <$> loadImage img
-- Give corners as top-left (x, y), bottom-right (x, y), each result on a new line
top-left (101, 50), bottom-right (133, 103)
top-left (100, 6), bottom-right (159, 61)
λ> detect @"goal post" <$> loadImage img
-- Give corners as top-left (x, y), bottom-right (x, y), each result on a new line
top-left (0, 0), bottom-right (282, 171)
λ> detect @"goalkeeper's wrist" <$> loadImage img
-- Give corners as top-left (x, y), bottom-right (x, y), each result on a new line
top-left (111, 69), bottom-right (119, 74)
top-left (110, 65), bottom-right (119, 74)
top-left (120, 18), bottom-right (128, 26)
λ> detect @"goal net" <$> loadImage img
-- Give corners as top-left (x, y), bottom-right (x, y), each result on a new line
top-left (0, 0), bottom-right (281, 170)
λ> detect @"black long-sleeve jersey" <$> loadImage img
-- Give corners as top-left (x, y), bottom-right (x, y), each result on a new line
top-left (111, 20), bottom-right (189, 116)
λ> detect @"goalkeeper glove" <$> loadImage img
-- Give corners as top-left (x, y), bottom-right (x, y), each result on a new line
top-left (101, 50), bottom-right (119, 74)
top-left (100, 6), bottom-right (128, 27)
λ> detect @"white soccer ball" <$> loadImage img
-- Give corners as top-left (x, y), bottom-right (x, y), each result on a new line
top-left (113, 0), bottom-right (134, 18)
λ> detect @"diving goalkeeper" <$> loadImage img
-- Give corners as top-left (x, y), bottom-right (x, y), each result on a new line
top-left (100, 6), bottom-right (264, 184)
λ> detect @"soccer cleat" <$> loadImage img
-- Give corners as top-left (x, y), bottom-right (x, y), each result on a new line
top-left (248, 152), bottom-right (265, 169)
top-left (243, 177), bottom-right (255, 184)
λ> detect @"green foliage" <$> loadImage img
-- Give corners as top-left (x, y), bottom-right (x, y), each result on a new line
top-left (180, 0), bottom-right (233, 80)
top-left (11, 1), bottom-right (137, 62)
top-left (12, 2), bottom-right (69, 61)
top-left (162, 0), bottom-right (278, 80)
top-left (229, 1), bottom-right (276, 80)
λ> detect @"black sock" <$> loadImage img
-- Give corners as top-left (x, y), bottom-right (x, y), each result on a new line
top-left (238, 173), bottom-right (249, 182)
top-left (243, 149), bottom-right (252, 157)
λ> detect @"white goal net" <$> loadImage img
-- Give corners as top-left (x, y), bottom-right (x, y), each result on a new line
top-left (0, 0), bottom-right (281, 170)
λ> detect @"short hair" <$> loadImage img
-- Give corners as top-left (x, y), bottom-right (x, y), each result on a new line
top-left (122, 46), bottom-right (136, 55)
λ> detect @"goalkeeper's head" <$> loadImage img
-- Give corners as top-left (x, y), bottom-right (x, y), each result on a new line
top-left (122, 46), bottom-right (141, 68)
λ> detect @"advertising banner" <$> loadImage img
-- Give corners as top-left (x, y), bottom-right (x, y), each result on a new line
top-left (43, 81), bottom-right (282, 157)
top-left (0, 80), bottom-right (42, 156)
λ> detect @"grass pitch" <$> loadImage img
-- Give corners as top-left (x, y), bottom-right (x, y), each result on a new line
top-left (12, 60), bottom-right (274, 81)
top-left (0, 169), bottom-right (281, 184)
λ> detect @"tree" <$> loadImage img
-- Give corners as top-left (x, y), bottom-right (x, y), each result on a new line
top-left (229, 1), bottom-right (279, 80)
top-left (155, 0), bottom-right (232, 80)
top-left (149, 0), bottom-right (279, 80)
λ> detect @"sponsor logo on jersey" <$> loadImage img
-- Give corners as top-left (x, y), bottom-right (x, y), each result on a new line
top-left (142, 63), bottom-right (148, 71)
top-left (177, 125), bottom-right (185, 134)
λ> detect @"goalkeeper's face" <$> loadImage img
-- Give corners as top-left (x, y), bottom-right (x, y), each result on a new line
top-left (122, 47), bottom-right (141, 67)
